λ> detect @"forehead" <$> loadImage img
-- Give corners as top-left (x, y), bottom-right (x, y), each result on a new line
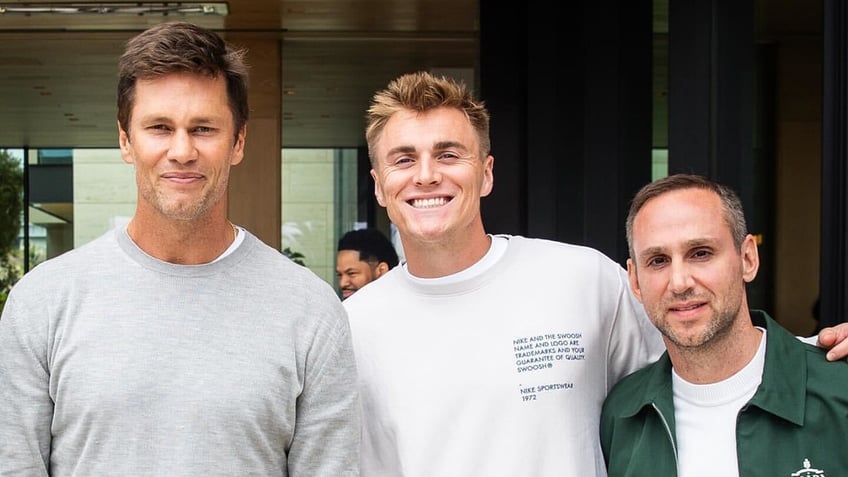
top-left (632, 188), bottom-right (727, 248)
top-left (337, 250), bottom-right (368, 267)
top-left (377, 107), bottom-right (477, 153)
top-left (132, 72), bottom-right (229, 114)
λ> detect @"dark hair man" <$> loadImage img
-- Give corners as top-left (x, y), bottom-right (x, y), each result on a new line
top-left (336, 227), bottom-right (399, 299)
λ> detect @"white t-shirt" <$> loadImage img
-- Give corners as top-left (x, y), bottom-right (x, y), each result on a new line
top-left (672, 329), bottom-right (767, 476)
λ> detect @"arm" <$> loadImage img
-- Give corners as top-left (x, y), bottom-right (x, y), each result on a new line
top-left (288, 304), bottom-right (361, 476)
top-left (0, 289), bottom-right (53, 475)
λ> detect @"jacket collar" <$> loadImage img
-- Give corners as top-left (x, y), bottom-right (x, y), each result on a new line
top-left (617, 310), bottom-right (807, 426)
top-left (747, 310), bottom-right (807, 426)
top-left (618, 350), bottom-right (675, 419)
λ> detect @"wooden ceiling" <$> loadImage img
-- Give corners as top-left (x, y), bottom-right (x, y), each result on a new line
top-left (0, 0), bottom-right (478, 148)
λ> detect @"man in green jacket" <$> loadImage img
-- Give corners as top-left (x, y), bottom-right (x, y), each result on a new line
top-left (601, 173), bottom-right (848, 476)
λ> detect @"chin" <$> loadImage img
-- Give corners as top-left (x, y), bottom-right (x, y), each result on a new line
top-left (667, 330), bottom-right (711, 349)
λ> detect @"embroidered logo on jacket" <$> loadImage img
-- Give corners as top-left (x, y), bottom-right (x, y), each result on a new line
top-left (791, 459), bottom-right (825, 477)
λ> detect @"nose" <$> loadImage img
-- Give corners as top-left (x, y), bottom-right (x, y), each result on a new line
top-left (168, 130), bottom-right (198, 164)
top-left (668, 260), bottom-right (694, 295)
top-left (414, 156), bottom-right (442, 186)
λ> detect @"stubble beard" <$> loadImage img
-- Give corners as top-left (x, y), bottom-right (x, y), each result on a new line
top-left (652, 291), bottom-right (741, 351)
top-left (140, 174), bottom-right (228, 222)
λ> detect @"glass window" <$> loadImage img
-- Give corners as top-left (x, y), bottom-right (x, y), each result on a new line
top-left (281, 148), bottom-right (359, 288)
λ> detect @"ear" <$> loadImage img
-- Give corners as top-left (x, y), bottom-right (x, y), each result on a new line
top-left (118, 121), bottom-right (134, 165)
top-left (371, 168), bottom-right (387, 207)
top-left (375, 261), bottom-right (390, 277)
top-left (626, 258), bottom-right (643, 302)
top-left (741, 234), bottom-right (760, 283)
top-left (230, 125), bottom-right (247, 166)
top-left (480, 154), bottom-right (494, 197)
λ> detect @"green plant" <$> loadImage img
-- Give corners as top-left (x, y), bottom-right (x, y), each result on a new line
top-left (282, 247), bottom-right (307, 267)
top-left (0, 149), bottom-right (23, 313)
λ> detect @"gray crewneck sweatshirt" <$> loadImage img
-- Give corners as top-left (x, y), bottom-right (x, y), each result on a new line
top-left (0, 227), bottom-right (360, 476)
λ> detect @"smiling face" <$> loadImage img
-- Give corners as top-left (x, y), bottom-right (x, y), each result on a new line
top-left (627, 187), bottom-right (759, 350)
top-left (336, 250), bottom-right (387, 299)
top-left (118, 71), bottom-right (245, 223)
top-left (370, 106), bottom-right (493, 249)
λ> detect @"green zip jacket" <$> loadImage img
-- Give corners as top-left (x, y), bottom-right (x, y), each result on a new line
top-left (600, 310), bottom-right (848, 476)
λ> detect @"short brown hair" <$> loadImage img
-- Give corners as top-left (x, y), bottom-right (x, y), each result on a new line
top-left (365, 71), bottom-right (490, 167)
top-left (116, 21), bottom-right (249, 142)
top-left (626, 174), bottom-right (748, 258)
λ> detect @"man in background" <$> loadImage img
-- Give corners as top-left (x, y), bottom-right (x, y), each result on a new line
top-left (336, 227), bottom-right (399, 299)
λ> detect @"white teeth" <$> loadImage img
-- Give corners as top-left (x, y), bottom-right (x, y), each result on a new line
top-left (411, 197), bottom-right (447, 208)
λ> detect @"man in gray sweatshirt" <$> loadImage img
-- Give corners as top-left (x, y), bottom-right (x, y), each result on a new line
top-left (0, 21), bottom-right (360, 476)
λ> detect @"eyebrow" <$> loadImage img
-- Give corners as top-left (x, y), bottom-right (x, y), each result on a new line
top-left (138, 115), bottom-right (220, 125)
top-left (433, 140), bottom-right (467, 151)
top-left (636, 246), bottom-right (664, 262)
top-left (385, 145), bottom-right (416, 157)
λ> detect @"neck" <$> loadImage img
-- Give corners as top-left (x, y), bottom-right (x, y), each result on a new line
top-left (402, 228), bottom-right (491, 278)
top-left (127, 214), bottom-right (237, 265)
top-left (666, 318), bottom-right (763, 384)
